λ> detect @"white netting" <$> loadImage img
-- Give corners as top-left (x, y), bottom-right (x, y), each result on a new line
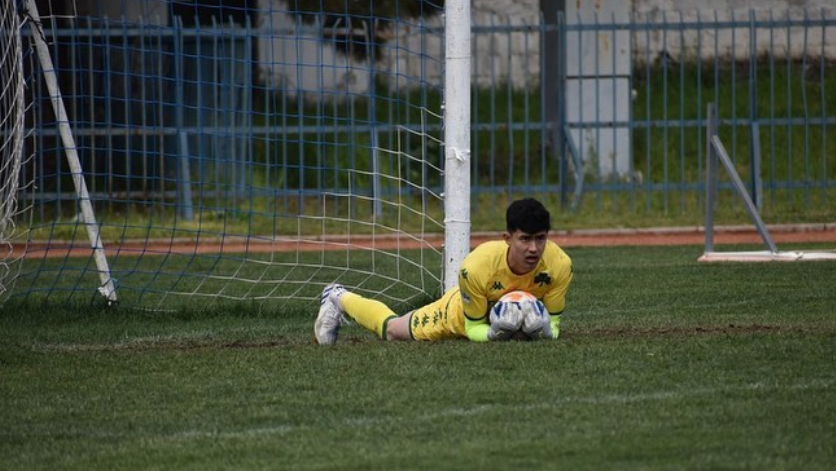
top-left (0, 0), bottom-right (25, 300)
top-left (7, 1), bottom-right (448, 311)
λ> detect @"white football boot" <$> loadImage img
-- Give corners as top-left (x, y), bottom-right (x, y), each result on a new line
top-left (314, 284), bottom-right (349, 345)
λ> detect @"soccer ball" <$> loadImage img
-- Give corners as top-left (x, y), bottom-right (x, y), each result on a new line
top-left (489, 290), bottom-right (547, 340)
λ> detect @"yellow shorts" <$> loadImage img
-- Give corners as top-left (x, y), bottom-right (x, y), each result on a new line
top-left (408, 288), bottom-right (468, 341)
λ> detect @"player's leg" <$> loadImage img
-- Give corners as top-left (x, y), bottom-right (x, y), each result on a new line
top-left (315, 285), bottom-right (460, 343)
top-left (384, 313), bottom-right (413, 341)
top-left (408, 288), bottom-right (467, 341)
top-left (314, 284), bottom-right (350, 345)
top-left (339, 291), bottom-right (400, 340)
top-left (314, 283), bottom-right (410, 343)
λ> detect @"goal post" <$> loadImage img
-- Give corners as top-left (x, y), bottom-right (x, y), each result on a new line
top-left (442, 0), bottom-right (472, 292)
top-left (699, 103), bottom-right (836, 262)
top-left (22, 0), bottom-right (118, 303)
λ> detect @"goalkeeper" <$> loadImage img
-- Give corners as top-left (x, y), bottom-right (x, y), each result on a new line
top-left (314, 197), bottom-right (573, 344)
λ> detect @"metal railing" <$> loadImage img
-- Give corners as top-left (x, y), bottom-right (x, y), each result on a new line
top-left (22, 7), bottom-right (836, 225)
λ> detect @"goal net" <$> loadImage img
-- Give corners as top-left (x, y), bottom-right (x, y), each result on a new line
top-left (0, 0), bottom-right (26, 300)
top-left (6, 0), bottom-right (460, 311)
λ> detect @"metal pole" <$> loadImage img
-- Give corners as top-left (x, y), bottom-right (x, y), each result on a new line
top-left (24, 0), bottom-right (118, 304)
top-left (178, 132), bottom-right (194, 222)
top-left (367, 19), bottom-right (382, 218)
top-left (443, 0), bottom-right (471, 291)
top-left (748, 9), bottom-right (762, 210)
top-left (712, 136), bottom-right (777, 253)
top-left (540, 1), bottom-right (565, 205)
top-left (704, 103), bottom-right (717, 254)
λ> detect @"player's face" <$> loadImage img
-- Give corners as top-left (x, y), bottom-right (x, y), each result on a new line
top-left (504, 229), bottom-right (548, 275)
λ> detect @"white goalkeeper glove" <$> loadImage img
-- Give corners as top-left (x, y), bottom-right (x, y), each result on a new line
top-left (488, 303), bottom-right (524, 341)
top-left (521, 303), bottom-right (560, 340)
top-left (521, 310), bottom-right (552, 340)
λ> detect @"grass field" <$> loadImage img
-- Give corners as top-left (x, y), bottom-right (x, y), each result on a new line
top-left (2, 243), bottom-right (835, 471)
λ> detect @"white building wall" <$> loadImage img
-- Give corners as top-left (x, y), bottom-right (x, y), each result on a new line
top-left (462, 0), bottom-right (836, 85)
top-left (258, 0), bottom-right (836, 94)
top-left (258, 1), bottom-right (371, 99)
top-left (632, 0), bottom-right (836, 63)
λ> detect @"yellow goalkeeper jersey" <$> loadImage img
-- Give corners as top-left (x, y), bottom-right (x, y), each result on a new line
top-left (458, 240), bottom-right (573, 321)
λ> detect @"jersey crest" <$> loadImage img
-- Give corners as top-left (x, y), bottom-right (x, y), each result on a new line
top-left (534, 272), bottom-right (552, 286)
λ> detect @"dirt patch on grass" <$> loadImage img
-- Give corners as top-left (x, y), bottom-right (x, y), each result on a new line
top-left (34, 338), bottom-right (294, 353)
top-left (565, 323), bottom-right (826, 340)
top-left (29, 322), bottom-right (835, 353)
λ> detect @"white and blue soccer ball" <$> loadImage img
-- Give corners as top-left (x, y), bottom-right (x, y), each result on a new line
top-left (489, 290), bottom-right (548, 340)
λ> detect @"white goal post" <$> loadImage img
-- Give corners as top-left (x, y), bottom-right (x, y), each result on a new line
top-left (22, 0), bottom-right (118, 303)
top-left (442, 0), bottom-right (472, 291)
top-left (699, 103), bottom-right (836, 262)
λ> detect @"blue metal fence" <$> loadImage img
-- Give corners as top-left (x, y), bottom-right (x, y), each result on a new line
top-left (23, 6), bottom-right (836, 226)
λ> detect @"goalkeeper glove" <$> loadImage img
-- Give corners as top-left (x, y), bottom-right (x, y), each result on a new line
top-left (521, 306), bottom-right (551, 340)
top-left (522, 312), bottom-right (561, 340)
top-left (488, 305), bottom-right (523, 341)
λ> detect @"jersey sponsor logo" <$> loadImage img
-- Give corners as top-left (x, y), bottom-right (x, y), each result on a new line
top-left (491, 281), bottom-right (504, 291)
top-left (534, 272), bottom-right (552, 286)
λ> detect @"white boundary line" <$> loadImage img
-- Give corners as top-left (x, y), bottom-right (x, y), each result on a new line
top-left (699, 250), bottom-right (836, 263)
top-left (163, 378), bottom-right (834, 441)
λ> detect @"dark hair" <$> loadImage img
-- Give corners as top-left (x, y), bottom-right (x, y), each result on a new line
top-left (506, 198), bottom-right (551, 234)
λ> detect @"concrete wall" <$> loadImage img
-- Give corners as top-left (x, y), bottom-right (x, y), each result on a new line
top-left (632, 0), bottom-right (836, 63)
top-left (258, 0), bottom-right (836, 97)
top-left (463, 0), bottom-right (836, 84)
top-left (257, 1), bottom-right (372, 98)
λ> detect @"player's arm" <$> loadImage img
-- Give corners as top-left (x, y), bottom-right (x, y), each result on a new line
top-left (465, 313), bottom-right (520, 342)
top-left (460, 282), bottom-right (492, 342)
top-left (458, 262), bottom-right (494, 342)
top-left (543, 297), bottom-right (566, 339)
top-left (542, 257), bottom-right (573, 339)
top-left (464, 317), bottom-right (491, 342)
top-left (547, 311), bottom-right (561, 338)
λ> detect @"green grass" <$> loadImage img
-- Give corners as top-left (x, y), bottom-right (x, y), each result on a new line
top-left (2, 244), bottom-right (835, 470)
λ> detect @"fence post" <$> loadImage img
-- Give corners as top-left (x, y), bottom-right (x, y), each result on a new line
top-left (705, 103), bottom-right (717, 254)
top-left (540, 1), bottom-right (566, 206)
